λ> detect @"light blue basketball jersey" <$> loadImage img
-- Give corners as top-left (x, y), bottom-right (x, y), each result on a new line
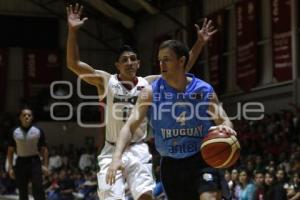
top-left (147, 74), bottom-right (214, 158)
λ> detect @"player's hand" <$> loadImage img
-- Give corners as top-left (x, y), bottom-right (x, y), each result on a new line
top-left (8, 168), bottom-right (15, 179)
top-left (106, 158), bottom-right (124, 185)
top-left (66, 3), bottom-right (88, 30)
top-left (195, 18), bottom-right (218, 44)
top-left (209, 125), bottom-right (237, 136)
top-left (42, 165), bottom-right (49, 176)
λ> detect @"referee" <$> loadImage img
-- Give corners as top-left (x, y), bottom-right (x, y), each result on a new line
top-left (7, 107), bottom-right (48, 200)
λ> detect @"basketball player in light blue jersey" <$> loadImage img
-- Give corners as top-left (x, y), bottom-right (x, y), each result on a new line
top-left (107, 40), bottom-right (236, 200)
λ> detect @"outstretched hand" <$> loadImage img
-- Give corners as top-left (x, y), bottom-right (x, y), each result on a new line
top-left (195, 18), bottom-right (218, 44)
top-left (106, 158), bottom-right (124, 185)
top-left (66, 3), bottom-right (88, 30)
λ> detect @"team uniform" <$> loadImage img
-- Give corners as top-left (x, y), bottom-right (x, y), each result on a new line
top-left (97, 74), bottom-right (155, 200)
top-left (147, 74), bottom-right (230, 200)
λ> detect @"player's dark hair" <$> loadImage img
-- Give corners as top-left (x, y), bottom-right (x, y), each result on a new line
top-left (238, 167), bottom-right (252, 178)
top-left (159, 40), bottom-right (189, 67)
top-left (115, 45), bottom-right (138, 61)
top-left (254, 169), bottom-right (265, 176)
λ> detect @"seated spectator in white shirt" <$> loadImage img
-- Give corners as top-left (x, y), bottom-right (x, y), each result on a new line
top-left (78, 148), bottom-right (94, 171)
top-left (48, 148), bottom-right (63, 172)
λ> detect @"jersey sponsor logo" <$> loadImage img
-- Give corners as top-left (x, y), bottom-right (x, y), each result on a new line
top-left (190, 93), bottom-right (205, 99)
top-left (111, 84), bottom-right (121, 90)
top-left (161, 126), bottom-right (203, 139)
top-left (113, 95), bottom-right (138, 105)
top-left (153, 92), bottom-right (206, 101)
top-left (203, 173), bottom-right (213, 181)
top-left (168, 141), bottom-right (197, 153)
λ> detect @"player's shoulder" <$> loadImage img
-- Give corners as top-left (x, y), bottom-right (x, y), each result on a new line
top-left (137, 76), bottom-right (149, 85)
top-left (148, 77), bottom-right (164, 92)
top-left (194, 77), bottom-right (212, 87)
top-left (151, 76), bottom-right (163, 85)
top-left (144, 75), bottom-right (162, 84)
top-left (192, 77), bottom-right (213, 90)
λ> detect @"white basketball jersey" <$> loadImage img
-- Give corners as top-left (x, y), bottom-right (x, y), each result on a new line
top-left (105, 74), bottom-right (149, 142)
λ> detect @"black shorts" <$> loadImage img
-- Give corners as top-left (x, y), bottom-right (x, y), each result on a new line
top-left (160, 152), bottom-right (230, 200)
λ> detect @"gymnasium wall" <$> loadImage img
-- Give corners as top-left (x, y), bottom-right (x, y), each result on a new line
top-left (0, 1), bottom-right (109, 146)
top-left (0, 0), bottom-right (118, 113)
top-left (37, 122), bottom-right (99, 147)
top-left (0, 0), bottom-right (189, 111)
top-left (200, 0), bottom-right (299, 114)
top-left (133, 5), bottom-right (190, 76)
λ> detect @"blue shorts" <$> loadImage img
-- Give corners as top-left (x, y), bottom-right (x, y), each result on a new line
top-left (160, 152), bottom-right (230, 200)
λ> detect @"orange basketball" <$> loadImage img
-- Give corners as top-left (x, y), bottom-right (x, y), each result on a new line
top-left (200, 129), bottom-right (240, 168)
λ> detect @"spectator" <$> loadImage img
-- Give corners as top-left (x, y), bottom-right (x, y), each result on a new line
top-left (276, 168), bottom-right (288, 184)
top-left (278, 152), bottom-right (291, 173)
top-left (229, 169), bottom-right (239, 199)
top-left (79, 171), bottom-right (97, 200)
top-left (234, 168), bottom-right (255, 200)
top-left (78, 148), bottom-right (94, 171)
top-left (49, 169), bottom-right (75, 200)
top-left (287, 172), bottom-right (300, 200)
top-left (264, 171), bottom-right (276, 200)
top-left (48, 148), bottom-right (63, 172)
top-left (254, 155), bottom-right (264, 172)
top-left (266, 169), bottom-right (288, 200)
top-left (252, 170), bottom-right (265, 200)
top-left (291, 152), bottom-right (300, 172)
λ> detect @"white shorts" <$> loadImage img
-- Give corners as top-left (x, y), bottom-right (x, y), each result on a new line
top-left (97, 141), bottom-right (155, 200)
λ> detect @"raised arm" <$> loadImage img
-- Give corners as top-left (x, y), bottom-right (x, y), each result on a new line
top-left (106, 87), bottom-right (153, 185)
top-left (185, 18), bottom-right (218, 72)
top-left (66, 4), bottom-right (110, 88)
top-left (208, 92), bottom-right (236, 135)
top-left (144, 19), bottom-right (217, 83)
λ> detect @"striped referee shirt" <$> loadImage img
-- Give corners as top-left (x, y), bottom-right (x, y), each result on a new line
top-left (8, 125), bottom-right (46, 157)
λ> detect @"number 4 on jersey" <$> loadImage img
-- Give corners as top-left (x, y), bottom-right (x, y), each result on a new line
top-left (176, 111), bottom-right (187, 126)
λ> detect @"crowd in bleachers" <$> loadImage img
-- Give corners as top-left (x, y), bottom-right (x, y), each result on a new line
top-left (222, 109), bottom-right (300, 200)
top-left (0, 108), bottom-right (299, 199)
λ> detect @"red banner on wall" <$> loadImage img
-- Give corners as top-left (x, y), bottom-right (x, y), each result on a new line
top-left (0, 49), bottom-right (8, 111)
top-left (271, 0), bottom-right (292, 82)
top-left (207, 12), bottom-right (224, 93)
top-left (24, 49), bottom-right (61, 96)
top-left (235, 0), bottom-right (258, 91)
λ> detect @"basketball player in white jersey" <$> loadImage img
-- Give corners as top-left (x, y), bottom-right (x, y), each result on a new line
top-left (66, 3), bottom-right (217, 200)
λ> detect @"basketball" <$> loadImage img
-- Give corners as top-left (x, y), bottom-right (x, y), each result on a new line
top-left (200, 129), bottom-right (240, 168)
